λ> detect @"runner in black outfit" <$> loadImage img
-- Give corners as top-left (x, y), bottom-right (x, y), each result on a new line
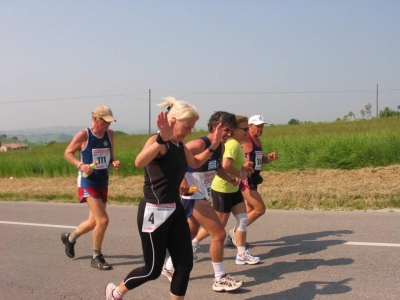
top-left (162, 111), bottom-right (243, 292)
top-left (105, 97), bottom-right (222, 300)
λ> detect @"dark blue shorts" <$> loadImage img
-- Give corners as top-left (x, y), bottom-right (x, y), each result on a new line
top-left (181, 198), bottom-right (208, 218)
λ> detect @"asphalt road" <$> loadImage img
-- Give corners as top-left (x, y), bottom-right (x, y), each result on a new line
top-left (1, 201), bottom-right (399, 300)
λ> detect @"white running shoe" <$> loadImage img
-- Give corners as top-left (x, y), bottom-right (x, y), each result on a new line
top-left (105, 283), bottom-right (122, 300)
top-left (226, 228), bottom-right (237, 246)
top-left (212, 274), bottom-right (243, 292)
top-left (225, 228), bottom-right (249, 248)
top-left (161, 265), bottom-right (174, 282)
top-left (235, 250), bottom-right (260, 265)
top-left (192, 243), bottom-right (200, 260)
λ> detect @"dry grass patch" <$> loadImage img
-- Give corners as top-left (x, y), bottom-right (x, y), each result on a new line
top-left (260, 165), bottom-right (400, 209)
top-left (1, 165), bottom-right (399, 210)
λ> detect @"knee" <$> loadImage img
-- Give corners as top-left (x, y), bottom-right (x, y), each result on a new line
top-left (97, 216), bottom-right (109, 229)
top-left (175, 261), bottom-right (193, 277)
top-left (235, 213), bottom-right (248, 232)
top-left (211, 228), bottom-right (226, 243)
top-left (148, 269), bottom-right (162, 281)
top-left (254, 205), bottom-right (266, 217)
top-left (249, 199), bottom-right (266, 216)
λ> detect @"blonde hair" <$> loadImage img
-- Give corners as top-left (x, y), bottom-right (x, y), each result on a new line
top-left (158, 97), bottom-right (199, 121)
top-left (235, 115), bottom-right (248, 126)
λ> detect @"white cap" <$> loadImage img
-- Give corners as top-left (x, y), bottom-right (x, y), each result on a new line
top-left (248, 115), bottom-right (267, 125)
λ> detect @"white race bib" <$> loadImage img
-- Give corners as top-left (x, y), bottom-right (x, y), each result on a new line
top-left (92, 148), bottom-right (111, 170)
top-left (203, 171), bottom-right (216, 200)
top-left (142, 203), bottom-right (176, 232)
top-left (254, 150), bottom-right (263, 170)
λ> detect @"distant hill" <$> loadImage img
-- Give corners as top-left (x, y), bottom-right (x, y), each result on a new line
top-left (0, 124), bottom-right (148, 144)
top-left (0, 122), bottom-right (208, 144)
top-left (0, 137), bottom-right (41, 148)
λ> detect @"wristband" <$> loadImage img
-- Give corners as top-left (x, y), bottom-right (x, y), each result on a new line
top-left (207, 146), bottom-right (216, 153)
top-left (238, 168), bottom-right (242, 178)
top-left (156, 133), bottom-right (168, 144)
top-left (77, 162), bottom-right (83, 169)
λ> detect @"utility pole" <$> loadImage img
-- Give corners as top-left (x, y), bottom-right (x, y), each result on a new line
top-left (149, 89), bottom-right (151, 134)
top-left (376, 84), bottom-right (378, 117)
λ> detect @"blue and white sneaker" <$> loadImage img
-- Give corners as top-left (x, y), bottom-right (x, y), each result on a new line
top-left (235, 250), bottom-right (260, 265)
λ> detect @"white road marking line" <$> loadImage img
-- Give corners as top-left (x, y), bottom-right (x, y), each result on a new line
top-left (0, 221), bottom-right (76, 229)
top-left (2, 220), bottom-right (400, 248)
top-left (345, 242), bottom-right (400, 247)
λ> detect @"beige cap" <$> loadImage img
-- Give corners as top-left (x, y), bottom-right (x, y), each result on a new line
top-left (92, 105), bottom-right (116, 122)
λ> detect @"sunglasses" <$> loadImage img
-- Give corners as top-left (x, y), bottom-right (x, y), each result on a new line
top-left (238, 127), bottom-right (249, 132)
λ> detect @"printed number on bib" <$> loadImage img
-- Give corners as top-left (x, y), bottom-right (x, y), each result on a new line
top-left (92, 148), bottom-right (111, 169)
top-left (142, 203), bottom-right (176, 232)
top-left (254, 151), bottom-right (263, 170)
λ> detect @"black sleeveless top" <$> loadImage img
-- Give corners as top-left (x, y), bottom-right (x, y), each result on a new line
top-left (186, 136), bottom-right (222, 173)
top-left (245, 134), bottom-right (264, 180)
top-left (143, 140), bottom-right (188, 204)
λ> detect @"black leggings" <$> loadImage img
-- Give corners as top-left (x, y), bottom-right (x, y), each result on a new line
top-left (123, 199), bottom-right (193, 296)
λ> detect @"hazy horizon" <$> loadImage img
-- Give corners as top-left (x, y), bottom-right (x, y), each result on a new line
top-left (1, 1), bottom-right (399, 133)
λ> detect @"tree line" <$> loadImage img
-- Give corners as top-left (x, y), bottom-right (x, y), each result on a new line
top-left (288, 103), bottom-right (400, 125)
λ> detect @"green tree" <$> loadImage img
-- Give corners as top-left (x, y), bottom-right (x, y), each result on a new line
top-left (364, 103), bottom-right (372, 118)
top-left (343, 111), bottom-right (355, 121)
top-left (379, 107), bottom-right (400, 118)
top-left (288, 118), bottom-right (300, 125)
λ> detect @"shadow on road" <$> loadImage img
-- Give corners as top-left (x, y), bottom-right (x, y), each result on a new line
top-left (191, 257), bottom-right (354, 286)
top-left (251, 229), bottom-right (353, 247)
top-left (191, 230), bottom-right (355, 297)
top-left (74, 254), bottom-right (144, 266)
top-left (197, 229), bottom-right (353, 259)
top-left (246, 278), bottom-right (353, 300)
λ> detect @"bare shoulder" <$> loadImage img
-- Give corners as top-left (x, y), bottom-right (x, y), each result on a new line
top-left (241, 134), bottom-right (252, 151)
top-left (72, 129), bottom-right (88, 142)
top-left (66, 129), bottom-right (88, 153)
top-left (107, 129), bottom-right (115, 138)
top-left (144, 134), bottom-right (158, 147)
top-left (185, 138), bottom-right (206, 155)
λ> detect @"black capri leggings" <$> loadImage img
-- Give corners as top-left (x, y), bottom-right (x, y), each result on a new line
top-left (123, 198), bottom-right (193, 296)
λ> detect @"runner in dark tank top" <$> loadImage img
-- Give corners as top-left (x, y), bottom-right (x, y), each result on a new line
top-left (231, 115), bottom-right (278, 248)
top-left (105, 97), bottom-right (222, 300)
top-left (163, 111), bottom-right (244, 292)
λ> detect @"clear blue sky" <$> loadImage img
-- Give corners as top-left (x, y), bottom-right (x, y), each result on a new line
top-left (1, 0), bottom-right (399, 133)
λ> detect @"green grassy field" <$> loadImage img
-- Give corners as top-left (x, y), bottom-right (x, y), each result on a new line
top-left (1, 117), bottom-right (399, 178)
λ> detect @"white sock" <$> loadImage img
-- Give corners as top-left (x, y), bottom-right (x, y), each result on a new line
top-left (165, 257), bottom-right (174, 271)
top-left (113, 287), bottom-right (124, 299)
top-left (237, 246), bottom-right (246, 255)
top-left (192, 238), bottom-right (199, 244)
top-left (212, 261), bottom-right (226, 280)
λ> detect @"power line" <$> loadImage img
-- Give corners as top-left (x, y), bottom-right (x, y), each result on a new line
top-left (0, 94), bottom-right (148, 104)
top-left (1, 88), bottom-right (399, 105)
top-left (155, 90), bottom-right (374, 94)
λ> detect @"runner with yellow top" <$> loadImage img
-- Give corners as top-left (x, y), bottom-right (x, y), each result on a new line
top-left (195, 114), bottom-right (260, 266)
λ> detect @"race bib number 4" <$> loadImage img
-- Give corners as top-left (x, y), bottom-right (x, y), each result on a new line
top-left (142, 203), bottom-right (176, 232)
